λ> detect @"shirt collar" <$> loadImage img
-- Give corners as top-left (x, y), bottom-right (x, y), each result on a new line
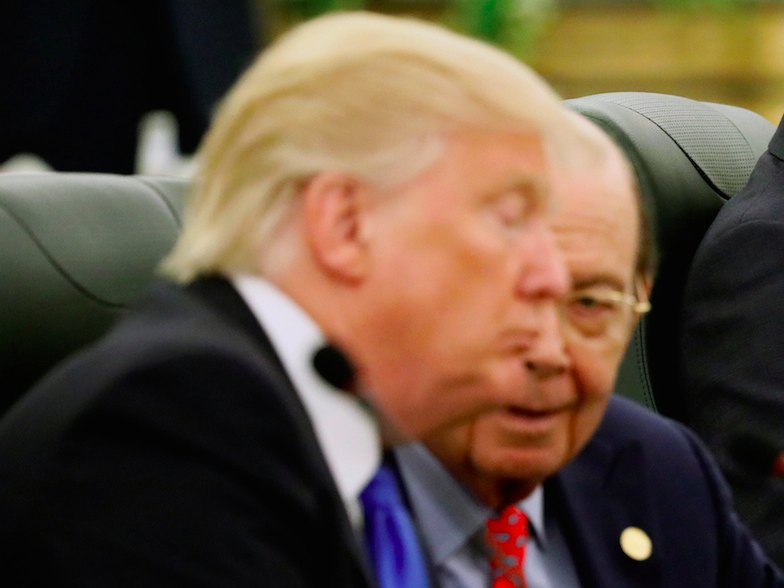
top-left (232, 274), bottom-right (381, 528)
top-left (519, 486), bottom-right (546, 548)
top-left (395, 442), bottom-right (546, 565)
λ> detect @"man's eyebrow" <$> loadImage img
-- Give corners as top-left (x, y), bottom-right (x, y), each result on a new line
top-left (571, 275), bottom-right (627, 292)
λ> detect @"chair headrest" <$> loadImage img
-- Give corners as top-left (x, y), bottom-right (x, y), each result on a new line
top-left (0, 172), bottom-right (189, 411)
top-left (565, 92), bottom-right (775, 417)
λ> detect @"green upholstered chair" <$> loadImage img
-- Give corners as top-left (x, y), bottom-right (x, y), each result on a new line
top-left (0, 173), bottom-right (189, 414)
top-left (565, 92), bottom-right (775, 419)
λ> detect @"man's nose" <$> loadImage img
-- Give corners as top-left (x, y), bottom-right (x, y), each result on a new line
top-left (524, 303), bottom-right (571, 379)
top-left (514, 220), bottom-right (570, 302)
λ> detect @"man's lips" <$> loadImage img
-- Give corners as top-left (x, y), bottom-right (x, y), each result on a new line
top-left (508, 406), bottom-right (559, 418)
top-left (495, 403), bottom-right (575, 431)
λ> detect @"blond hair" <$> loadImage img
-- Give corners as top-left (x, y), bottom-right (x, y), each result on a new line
top-left (161, 11), bottom-right (590, 282)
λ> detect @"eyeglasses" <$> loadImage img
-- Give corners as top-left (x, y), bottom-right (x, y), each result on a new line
top-left (558, 279), bottom-right (651, 344)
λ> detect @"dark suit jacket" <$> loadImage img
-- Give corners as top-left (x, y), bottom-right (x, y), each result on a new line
top-left (0, 277), bottom-right (373, 587)
top-left (0, 1), bottom-right (258, 173)
top-left (548, 396), bottom-right (784, 588)
top-left (680, 117), bottom-right (784, 566)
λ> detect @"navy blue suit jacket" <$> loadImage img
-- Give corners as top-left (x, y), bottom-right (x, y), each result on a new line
top-left (0, 277), bottom-right (372, 587)
top-left (681, 117), bottom-right (784, 566)
top-left (548, 396), bottom-right (784, 587)
top-left (0, 1), bottom-right (258, 173)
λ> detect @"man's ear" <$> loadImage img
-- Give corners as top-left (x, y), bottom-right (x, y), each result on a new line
top-left (303, 171), bottom-right (371, 283)
top-left (629, 272), bottom-right (654, 333)
top-left (643, 275), bottom-right (653, 298)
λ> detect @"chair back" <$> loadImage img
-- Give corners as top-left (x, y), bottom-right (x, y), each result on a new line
top-left (565, 92), bottom-right (775, 418)
top-left (0, 173), bottom-right (189, 413)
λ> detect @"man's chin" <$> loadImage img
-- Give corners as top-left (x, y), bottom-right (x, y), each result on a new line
top-left (471, 444), bottom-right (570, 484)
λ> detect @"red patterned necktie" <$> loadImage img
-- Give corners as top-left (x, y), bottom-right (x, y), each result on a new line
top-left (486, 504), bottom-right (529, 588)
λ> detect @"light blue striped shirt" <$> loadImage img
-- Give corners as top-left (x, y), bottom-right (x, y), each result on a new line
top-left (395, 442), bottom-right (581, 588)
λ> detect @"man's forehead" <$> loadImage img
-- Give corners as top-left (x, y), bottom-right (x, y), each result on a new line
top-left (551, 148), bottom-right (638, 236)
top-left (552, 189), bottom-right (639, 288)
top-left (552, 188), bottom-right (635, 236)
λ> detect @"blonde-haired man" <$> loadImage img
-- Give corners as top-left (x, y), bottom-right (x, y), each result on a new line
top-left (0, 11), bottom-right (594, 588)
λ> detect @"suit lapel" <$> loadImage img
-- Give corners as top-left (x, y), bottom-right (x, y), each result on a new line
top-left (550, 431), bottom-right (663, 588)
top-left (185, 276), bottom-right (289, 376)
top-left (184, 276), bottom-right (377, 587)
top-left (767, 114), bottom-right (784, 161)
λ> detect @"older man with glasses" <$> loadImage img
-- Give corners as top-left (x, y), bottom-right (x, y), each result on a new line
top-left (394, 117), bottom-right (784, 588)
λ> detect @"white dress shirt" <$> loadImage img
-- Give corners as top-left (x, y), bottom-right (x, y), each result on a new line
top-left (232, 274), bottom-right (381, 530)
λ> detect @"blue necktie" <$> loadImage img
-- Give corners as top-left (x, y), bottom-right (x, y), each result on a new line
top-left (360, 463), bottom-right (431, 588)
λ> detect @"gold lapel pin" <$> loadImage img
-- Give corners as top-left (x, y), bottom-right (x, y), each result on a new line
top-left (620, 526), bottom-right (652, 561)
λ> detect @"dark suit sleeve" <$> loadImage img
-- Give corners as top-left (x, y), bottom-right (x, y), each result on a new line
top-left (676, 421), bottom-right (784, 587)
top-left (1, 349), bottom-right (341, 588)
top-left (681, 214), bottom-right (784, 566)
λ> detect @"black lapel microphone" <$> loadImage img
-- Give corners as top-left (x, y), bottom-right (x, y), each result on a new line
top-left (312, 344), bottom-right (356, 392)
top-left (311, 343), bottom-right (408, 445)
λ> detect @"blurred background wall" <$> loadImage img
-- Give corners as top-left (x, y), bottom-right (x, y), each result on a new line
top-left (263, 0), bottom-right (784, 124)
top-left (532, 2), bottom-right (784, 124)
top-left (4, 0), bottom-right (783, 175)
